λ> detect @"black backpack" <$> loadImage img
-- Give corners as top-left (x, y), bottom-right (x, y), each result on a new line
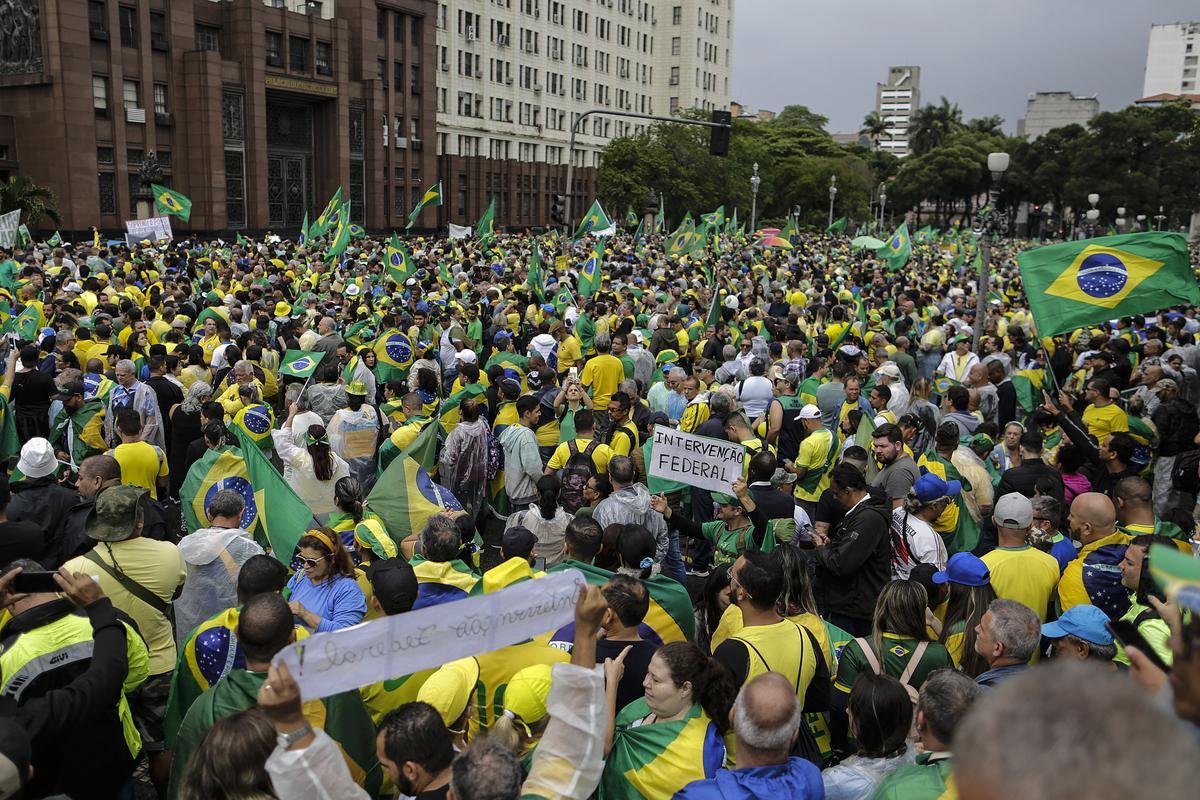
top-left (1171, 448), bottom-right (1200, 496)
top-left (560, 440), bottom-right (600, 513)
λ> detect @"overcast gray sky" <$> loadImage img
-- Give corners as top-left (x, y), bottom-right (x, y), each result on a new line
top-left (732, 0), bottom-right (1197, 135)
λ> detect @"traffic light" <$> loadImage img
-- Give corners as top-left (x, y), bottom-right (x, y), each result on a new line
top-left (709, 110), bottom-right (732, 156)
top-left (550, 194), bottom-right (567, 225)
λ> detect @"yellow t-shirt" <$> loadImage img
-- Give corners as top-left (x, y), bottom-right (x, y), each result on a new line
top-left (581, 354), bottom-right (625, 410)
top-left (980, 545), bottom-right (1061, 622)
top-left (609, 420), bottom-right (640, 457)
top-left (1081, 403), bottom-right (1129, 444)
top-left (557, 336), bottom-right (582, 372)
top-left (64, 539), bottom-right (186, 675)
top-left (794, 429), bottom-right (834, 503)
top-left (547, 437), bottom-right (612, 474)
top-left (108, 441), bottom-right (168, 500)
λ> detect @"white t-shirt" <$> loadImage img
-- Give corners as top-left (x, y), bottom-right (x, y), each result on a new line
top-left (737, 375), bottom-right (774, 420)
top-left (890, 507), bottom-right (948, 579)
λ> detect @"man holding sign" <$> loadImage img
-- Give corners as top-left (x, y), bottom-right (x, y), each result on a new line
top-left (650, 477), bottom-right (771, 567)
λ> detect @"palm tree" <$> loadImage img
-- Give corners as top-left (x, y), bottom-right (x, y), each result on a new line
top-left (860, 111), bottom-right (888, 148)
top-left (967, 115), bottom-right (1005, 136)
top-left (908, 97), bottom-right (965, 156)
top-left (0, 175), bottom-right (63, 229)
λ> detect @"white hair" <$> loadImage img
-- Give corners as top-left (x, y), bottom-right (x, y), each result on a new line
top-left (732, 680), bottom-right (803, 752)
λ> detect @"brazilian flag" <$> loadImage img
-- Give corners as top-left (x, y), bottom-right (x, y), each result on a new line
top-left (877, 222), bottom-right (912, 271)
top-left (476, 197), bottom-right (496, 244)
top-left (525, 241), bottom-right (546, 302)
top-left (10, 305), bottom-right (39, 341)
top-left (407, 182), bottom-right (443, 230)
top-left (439, 382), bottom-right (488, 437)
top-left (410, 554), bottom-right (480, 608)
top-left (1018, 233), bottom-right (1200, 338)
top-left (574, 199), bottom-right (613, 241)
top-left (547, 560), bottom-right (694, 644)
top-left (0, 395), bottom-right (20, 463)
top-left (151, 183), bottom-right (192, 222)
top-left (233, 428), bottom-right (315, 560)
top-left (180, 447), bottom-right (259, 535)
top-left (298, 212), bottom-right (308, 245)
top-left (917, 450), bottom-right (980, 554)
top-left (50, 399), bottom-right (106, 466)
top-left (326, 214), bottom-right (351, 260)
top-left (83, 373), bottom-right (115, 402)
top-left (700, 206), bottom-right (725, 229)
top-left (625, 205), bottom-right (638, 227)
top-left (577, 238), bottom-right (605, 297)
top-left (552, 284), bottom-right (573, 314)
top-left (665, 215), bottom-right (701, 255)
top-left (599, 699), bottom-right (725, 800)
top-left (366, 423), bottom-right (463, 541)
top-left (825, 216), bottom-right (847, 234)
top-left (279, 349), bottom-right (325, 379)
top-left (372, 330), bottom-right (415, 382)
top-left (385, 234), bottom-right (413, 286)
top-left (311, 186), bottom-right (343, 236)
top-left (231, 404), bottom-right (276, 451)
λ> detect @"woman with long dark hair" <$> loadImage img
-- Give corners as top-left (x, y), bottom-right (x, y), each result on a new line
top-left (505, 474), bottom-right (573, 567)
top-left (935, 554), bottom-right (998, 677)
top-left (821, 673), bottom-right (915, 799)
top-left (179, 709), bottom-right (277, 800)
top-left (272, 403), bottom-right (350, 520)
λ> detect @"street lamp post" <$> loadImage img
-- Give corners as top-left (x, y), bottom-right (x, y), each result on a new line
top-left (749, 163), bottom-right (761, 234)
top-left (827, 174), bottom-right (838, 228)
top-left (1116, 207), bottom-right (1126, 234)
top-left (973, 152), bottom-right (1010, 350)
top-left (878, 183), bottom-right (887, 230)
top-left (1086, 193), bottom-right (1100, 238)
top-left (1155, 205), bottom-right (1166, 231)
top-left (1136, 213), bottom-right (1146, 232)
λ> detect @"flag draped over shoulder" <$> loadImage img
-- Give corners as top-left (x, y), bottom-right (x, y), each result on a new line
top-left (180, 447), bottom-right (259, 535)
top-left (151, 184), bottom-right (192, 222)
top-left (578, 238), bottom-right (605, 297)
top-left (917, 450), bottom-right (980, 554)
top-left (547, 561), bottom-right (695, 645)
top-left (598, 699), bottom-right (725, 800)
top-left (372, 330), bottom-right (415, 381)
top-left (279, 349), bottom-right (325, 380)
top-left (574, 200), bottom-right (613, 240)
top-left (1017, 233), bottom-right (1200, 338)
top-left (407, 182), bottom-right (443, 229)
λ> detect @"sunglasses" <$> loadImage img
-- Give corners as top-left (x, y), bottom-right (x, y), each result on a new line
top-left (293, 555), bottom-right (328, 570)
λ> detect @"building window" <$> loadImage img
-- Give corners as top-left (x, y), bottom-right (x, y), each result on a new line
top-left (316, 41), bottom-right (332, 74)
top-left (672, 6), bottom-right (681, 24)
top-left (394, 13), bottom-right (405, 42)
top-left (153, 83), bottom-right (167, 114)
top-left (157, 150), bottom-right (171, 168)
top-left (118, 5), bottom-right (137, 47)
top-left (127, 148), bottom-right (143, 166)
top-left (149, 11), bottom-right (167, 50)
top-left (671, 36), bottom-right (680, 55)
top-left (224, 150), bottom-right (246, 227)
top-left (89, 1), bottom-right (106, 34)
top-left (377, 8), bottom-right (387, 39)
top-left (670, 96), bottom-right (679, 114)
top-left (196, 25), bottom-right (220, 52)
top-left (411, 64), bottom-right (421, 93)
top-left (669, 66), bottom-right (679, 85)
top-left (265, 31), bottom-right (283, 65)
top-left (222, 91), bottom-right (245, 142)
top-left (378, 58), bottom-right (387, 85)
top-left (289, 37), bottom-right (308, 71)
top-left (92, 76), bottom-right (109, 114)
top-left (123, 79), bottom-right (140, 108)
top-left (394, 61), bottom-right (403, 91)
top-left (97, 146), bottom-right (114, 164)
top-left (98, 173), bottom-right (117, 214)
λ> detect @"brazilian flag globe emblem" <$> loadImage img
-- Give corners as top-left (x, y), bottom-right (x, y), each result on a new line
top-left (289, 354), bottom-right (315, 373)
top-left (379, 332), bottom-right (415, 370)
top-left (1044, 245), bottom-right (1161, 309)
top-left (161, 194), bottom-right (181, 212)
top-left (241, 405), bottom-right (273, 436)
top-left (206, 474), bottom-right (258, 530)
top-left (389, 249), bottom-right (406, 269)
top-left (890, 231), bottom-right (906, 251)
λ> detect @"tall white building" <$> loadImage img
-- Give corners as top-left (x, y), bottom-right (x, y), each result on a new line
top-left (875, 66), bottom-right (920, 157)
top-left (1016, 92), bottom-right (1099, 139)
top-left (1142, 22), bottom-right (1199, 97)
top-left (433, 0), bottom-right (734, 171)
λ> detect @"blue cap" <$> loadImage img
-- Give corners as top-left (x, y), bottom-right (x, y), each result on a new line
top-left (1041, 605), bottom-right (1113, 645)
top-left (493, 331), bottom-right (512, 344)
top-left (913, 471), bottom-right (961, 503)
top-left (541, 303), bottom-right (555, 313)
top-left (932, 552), bottom-right (990, 587)
top-left (39, 327), bottom-right (55, 339)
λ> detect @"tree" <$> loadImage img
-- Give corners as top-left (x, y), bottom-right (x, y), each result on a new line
top-left (909, 97), bottom-right (965, 156)
top-left (770, 105), bottom-right (830, 132)
top-left (860, 111), bottom-right (888, 148)
top-left (966, 116), bottom-right (1005, 136)
top-left (0, 175), bottom-right (62, 229)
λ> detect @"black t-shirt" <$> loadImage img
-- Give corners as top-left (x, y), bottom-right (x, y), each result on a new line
top-left (10, 368), bottom-right (56, 412)
top-left (596, 637), bottom-right (657, 713)
top-left (0, 519), bottom-right (46, 564)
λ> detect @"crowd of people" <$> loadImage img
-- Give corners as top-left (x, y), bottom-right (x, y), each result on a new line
top-left (0, 222), bottom-right (1196, 800)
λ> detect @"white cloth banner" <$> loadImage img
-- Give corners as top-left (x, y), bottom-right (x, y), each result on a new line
top-left (592, 224), bottom-right (617, 237)
top-left (648, 424), bottom-right (745, 494)
top-left (448, 223), bottom-right (473, 239)
top-left (275, 568), bottom-right (586, 699)
top-left (124, 216), bottom-right (173, 242)
top-left (0, 210), bottom-right (20, 248)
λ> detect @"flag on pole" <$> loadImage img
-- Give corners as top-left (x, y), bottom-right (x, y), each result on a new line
top-left (665, 215), bottom-right (702, 255)
top-left (625, 206), bottom-right (639, 227)
top-left (298, 212), bottom-right (308, 245)
top-left (151, 184), bottom-right (192, 222)
top-left (1017, 232), bottom-right (1200, 338)
top-left (406, 182), bottom-right (443, 229)
top-left (526, 241), bottom-right (546, 302)
top-left (233, 429), bottom-right (316, 562)
top-left (385, 234), bottom-right (413, 285)
top-left (877, 222), bottom-right (912, 271)
top-left (327, 213), bottom-right (351, 260)
top-left (578, 239), bottom-right (605, 297)
top-left (574, 200), bottom-right (613, 240)
top-left (825, 216), bottom-right (847, 234)
top-left (47, 231), bottom-right (62, 247)
top-left (700, 206), bottom-right (725, 229)
top-left (311, 187), bottom-right (343, 236)
top-left (476, 197), bottom-right (496, 244)
top-left (279, 349), bottom-right (325, 379)
top-left (553, 284), bottom-right (574, 314)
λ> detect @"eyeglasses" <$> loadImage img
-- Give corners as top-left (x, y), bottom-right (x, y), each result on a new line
top-left (729, 570), bottom-right (753, 601)
top-left (293, 555), bottom-right (328, 570)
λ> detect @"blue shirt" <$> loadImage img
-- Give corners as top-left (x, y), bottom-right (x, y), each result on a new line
top-left (976, 662), bottom-right (1030, 688)
top-left (675, 757), bottom-right (824, 800)
top-left (285, 572), bottom-right (366, 633)
top-left (1049, 533), bottom-right (1077, 574)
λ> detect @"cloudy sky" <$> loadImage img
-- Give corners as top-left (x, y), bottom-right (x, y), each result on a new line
top-left (732, 1), bottom-right (1196, 134)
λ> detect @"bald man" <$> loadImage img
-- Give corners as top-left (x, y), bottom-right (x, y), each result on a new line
top-left (675, 671), bottom-right (824, 799)
top-left (1058, 492), bottom-right (1133, 619)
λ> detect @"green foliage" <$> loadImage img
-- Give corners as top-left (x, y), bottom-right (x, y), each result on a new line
top-left (0, 175), bottom-right (62, 228)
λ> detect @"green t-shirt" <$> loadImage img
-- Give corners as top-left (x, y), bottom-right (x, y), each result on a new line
top-left (873, 752), bottom-right (953, 799)
top-left (834, 633), bottom-right (954, 694)
top-left (700, 519), bottom-right (776, 565)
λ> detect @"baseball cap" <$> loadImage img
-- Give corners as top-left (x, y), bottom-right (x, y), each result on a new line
top-left (796, 404), bottom-right (821, 420)
top-left (418, 658), bottom-right (481, 727)
top-left (993, 492), bottom-right (1034, 529)
top-left (86, 485), bottom-right (148, 542)
top-left (876, 363), bottom-right (902, 380)
top-left (501, 526), bottom-right (538, 560)
top-left (503, 664), bottom-right (554, 725)
top-left (493, 330), bottom-right (512, 344)
top-left (711, 492), bottom-right (744, 508)
top-left (457, 349), bottom-right (478, 364)
top-left (1041, 604), bottom-right (1113, 646)
top-left (1153, 378), bottom-right (1179, 393)
top-left (365, 558), bottom-right (418, 614)
top-left (932, 552), bottom-right (991, 587)
top-left (912, 471), bottom-right (961, 503)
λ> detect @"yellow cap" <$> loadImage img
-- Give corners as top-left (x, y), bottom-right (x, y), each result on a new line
top-left (502, 664), bottom-right (554, 724)
top-left (418, 657), bottom-right (480, 727)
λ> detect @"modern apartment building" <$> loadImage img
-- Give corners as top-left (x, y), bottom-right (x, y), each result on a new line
top-left (874, 65), bottom-right (919, 157)
top-left (433, 0), bottom-right (734, 227)
top-left (1142, 22), bottom-right (1199, 97)
top-left (1016, 91), bottom-right (1099, 139)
